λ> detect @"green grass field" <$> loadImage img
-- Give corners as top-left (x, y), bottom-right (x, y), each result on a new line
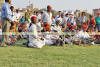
top-left (0, 39), bottom-right (100, 67)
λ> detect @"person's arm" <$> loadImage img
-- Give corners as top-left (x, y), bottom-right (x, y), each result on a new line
top-left (41, 12), bottom-right (45, 22)
top-left (93, 20), bottom-right (96, 27)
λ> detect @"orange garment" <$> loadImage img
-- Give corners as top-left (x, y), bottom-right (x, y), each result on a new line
top-left (82, 25), bottom-right (88, 30)
top-left (44, 22), bottom-right (51, 32)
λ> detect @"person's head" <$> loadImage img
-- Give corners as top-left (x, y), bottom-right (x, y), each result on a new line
top-left (97, 13), bottom-right (100, 17)
top-left (36, 11), bottom-right (39, 16)
top-left (56, 19), bottom-right (61, 26)
top-left (34, 11), bottom-right (36, 15)
top-left (47, 5), bottom-right (52, 12)
top-left (58, 11), bottom-right (62, 16)
top-left (10, 6), bottom-right (14, 11)
top-left (5, 0), bottom-right (11, 4)
top-left (11, 22), bottom-right (14, 26)
top-left (61, 13), bottom-right (64, 18)
top-left (69, 14), bottom-right (73, 18)
top-left (89, 15), bottom-right (94, 19)
top-left (65, 13), bottom-right (69, 17)
top-left (31, 16), bottom-right (37, 24)
top-left (21, 23), bottom-right (27, 30)
top-left (41, 11), bottom-right (43, 15)
top-left (22, 16), bottom-right (24, 18)
top-left (16, 9), bottom-right (19, 13)
top-left (82, 12), bottom-right (86, 16)
top-left (27, 9), bottom-right (30, 12)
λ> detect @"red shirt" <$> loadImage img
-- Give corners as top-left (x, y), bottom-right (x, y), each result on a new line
top-left (89, 19), bottom-right (96, 26)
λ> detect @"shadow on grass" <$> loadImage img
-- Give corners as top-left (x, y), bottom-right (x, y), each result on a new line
top-left (13, 39), bottom-right (28, 47)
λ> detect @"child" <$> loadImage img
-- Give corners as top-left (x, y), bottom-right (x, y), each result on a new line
top-left (10, 22), bottom-right (17, 32)
top-left (8, 30), bottom-right (17, 45)
top-left (20, 16), bottom-right (25, 24)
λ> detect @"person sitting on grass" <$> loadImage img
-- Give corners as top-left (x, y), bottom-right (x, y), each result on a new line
top-left (8, 30), bottom-right (17, 45)
top-left (44, 19), bottom-right (64, 46)
top-left (28, 16), bottom-right (45, 48)
top-left (75, 26), bottom-right (95, 45)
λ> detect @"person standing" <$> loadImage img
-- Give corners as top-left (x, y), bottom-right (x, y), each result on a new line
top-left (42, 5), bottom-right (53, 26)
top-left (95, 13), bottom-right (100, 32)
top-left (25, 9), bottom-right (30, 22)
top-left (1, 0), bottom-right (12, 47)
top-left (79, 12), bottom-right (88, 25)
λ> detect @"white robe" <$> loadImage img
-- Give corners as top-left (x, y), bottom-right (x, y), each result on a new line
top-left (28, 23), bottom-right (45, 48)
top-left (42, 11), bottom-right (53, 25)
top-left (75, 30), bottom-right (90, 39)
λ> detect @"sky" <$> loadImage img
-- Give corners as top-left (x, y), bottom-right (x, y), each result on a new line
top-left (11, 0), bottom-right (100, 13)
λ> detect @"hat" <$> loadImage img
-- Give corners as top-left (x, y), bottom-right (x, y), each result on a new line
top-left (31, 16), bottom-right (37, 21)
top-left (47, 5), bottom-right (52, 9)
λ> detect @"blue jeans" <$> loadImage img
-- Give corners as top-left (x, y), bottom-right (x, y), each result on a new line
top-left (97, 25), bottom-right (100, 32)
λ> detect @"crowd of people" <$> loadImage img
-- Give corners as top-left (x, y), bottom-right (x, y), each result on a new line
top-left (0, 0), bottom-right (100, 48)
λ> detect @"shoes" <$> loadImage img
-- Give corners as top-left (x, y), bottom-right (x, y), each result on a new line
top-left (1, 44), bottom-right (8, 47)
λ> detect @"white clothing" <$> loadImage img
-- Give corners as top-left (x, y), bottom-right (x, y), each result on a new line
top-left (76, 31), bottom-right (90, 39)
top-left (44, 34), bottom-right (59, 45)
top-left (52, 18), bottom-right (56, 24)
top-left (61, 17), bottom-right (66, 25)
top-left (11, 11), bottom-right (17, 22)
top-left (44, 34), bottom-right (54, 45)
top-left (78, 16), bottom-right (88, 24)
top-left (36, 22), bottom-right (43, 32)
top-left (52, 25), bottom-right (62, 34)
top-left (67, 17), bottom-right (76, 25)
top-left (42, 11), bottom-right (53, 25)
top-left (37, 14), bottom-right (42, 20)
top-left (15, 13), bottom-right (21, 20)
top-left (28, 23), bottom-right (45, 48)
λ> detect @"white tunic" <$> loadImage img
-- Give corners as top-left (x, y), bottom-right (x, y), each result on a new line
top-left (42, 11), bottom-right (53, 25)
top-left (15, 12), bottom-right (21, 20)
top-left (76, 31), bottom-right (90, 39)
top-left (28, 23), bottom-right (45, 48)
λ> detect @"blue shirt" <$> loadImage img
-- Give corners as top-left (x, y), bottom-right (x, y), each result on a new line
top-left (1, 2), bottom-right (12, 21)
top-left (20, 18), bottom-right (25, 24)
